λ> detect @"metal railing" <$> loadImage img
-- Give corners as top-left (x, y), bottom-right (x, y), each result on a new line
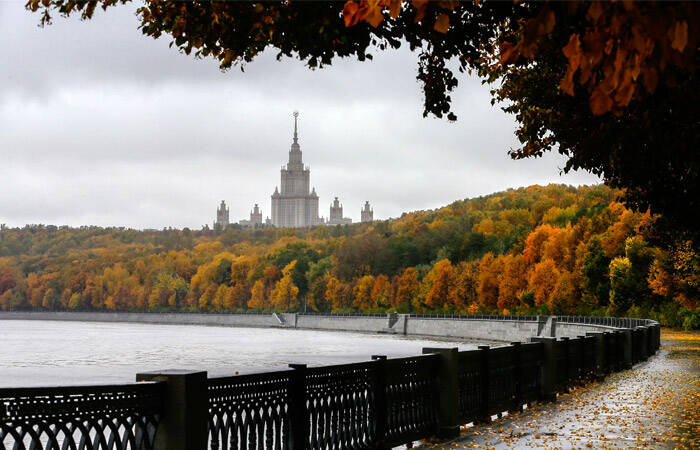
top-left (1, 317), bottom-right (662, 450)
top-left (0, 382), bottom-right (163, 450)
top-left (408, 314), bottom-right (539, 321)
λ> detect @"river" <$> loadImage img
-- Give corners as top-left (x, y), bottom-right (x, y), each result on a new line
top-left (0, 319), bottom-right (484, 387)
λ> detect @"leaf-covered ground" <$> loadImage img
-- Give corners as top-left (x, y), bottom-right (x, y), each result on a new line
top-left (413, 330), bottom-right (699, 449)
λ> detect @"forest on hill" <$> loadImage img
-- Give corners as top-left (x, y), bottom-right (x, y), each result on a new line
top-left (0, 184), bottom-right (697, 329)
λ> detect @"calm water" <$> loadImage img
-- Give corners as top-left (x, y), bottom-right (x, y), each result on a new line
top-left (0, 320), bottom-right (483, 387)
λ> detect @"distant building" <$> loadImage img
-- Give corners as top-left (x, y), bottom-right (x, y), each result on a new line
top-left (327, 197), bottom-right (352, 225)
top-left (361, 201), bottom-right (374, 223)
top-left (270, 112), bottom-right (323, 228)
top-left (239, 204), bottom-right (264, 228)
top-left (213, 200), bottom-right (229, 230)
top-left (213, 111), bottom-right (378, 229)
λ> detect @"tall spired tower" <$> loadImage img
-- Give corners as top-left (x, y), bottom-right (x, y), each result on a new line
top-left (271, 112), bottom-right (321, 227)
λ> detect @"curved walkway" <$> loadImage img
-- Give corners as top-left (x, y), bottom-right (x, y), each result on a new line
top-left (418, 330), bottom-right (699, 449)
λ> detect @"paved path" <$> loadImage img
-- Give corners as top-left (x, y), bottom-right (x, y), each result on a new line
top-left (413, 330), bottom-right (699, 449)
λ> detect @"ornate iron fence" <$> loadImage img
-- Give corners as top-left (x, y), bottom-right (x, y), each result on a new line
top-left (208, 370), bottom-right (293, 450)
top-left (383, 355), bottom-right (438, 447)
top-left (519, 342), bottom-right (543, 405)
top-left (456, 350), bottom-right (483, 423)
top-left (0, 382), bottom-right (163, 450)
top-left (305, 361), bottom-right (377, 449)
top-left (2, 316), bottom-right (661, 450)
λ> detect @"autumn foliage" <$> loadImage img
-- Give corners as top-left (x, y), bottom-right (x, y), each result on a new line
top-left (1, 185), bottom-right (697, 328)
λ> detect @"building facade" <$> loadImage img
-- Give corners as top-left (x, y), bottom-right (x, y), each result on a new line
top-left (213, 200), bottom-right (229, 230)
top-left (361, 201), bottom-right (374, 223)
top-left (239, 203), bottom-right (264, 228)
top-left (271, 112), bottom-right (322, 228)
top-left (327, 197), bottom-right (352, 225)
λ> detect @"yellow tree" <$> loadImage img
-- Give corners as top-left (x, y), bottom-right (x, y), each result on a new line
top-left (271, 261), bottom-right (299, 311)
top-left (148, 288), bottom-right (165, 309)
top-left (425, 259), bottom-right (454, 310)
top-left (41, 288), bottom-right (58, 310)
top-left (353, 275), bottom-right (375, 310)
top-left (325, 276), bottom-right (350, 311)
top-left (370, 274), bottom-right (391, 309)
top-left (523, 225), bottom-right (557, 265)
top-left (248, 279), bottom-right (266, 311)
top-left (528, 258), bottom-right (560, 308)
top-left (477, 253), bottom-right (503, 311)
top-left (212, 284), bottom-right (229, 311)
top-left (542, 226), bottom-right (570, 268)
top-left (497, 254), bottom-right (528, 311)
top-left (225, 283), bottom-right (249, 310)
top-left (550, 270), bottom-right (578, 314)
top-left (198, 284), bottom-right (217, 311)
top-left (103, 264), bottom-right (138, 310)
top-left (452, 261), bottom-right (479, 311)
top-left (393, 268), bottom-right (419, 311)
top-left (68, 292), bottom-right (82, 310)
top-left (83, 275), bottom-right (103, 310)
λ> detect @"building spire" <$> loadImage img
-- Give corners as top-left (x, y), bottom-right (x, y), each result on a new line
top-left (293, 110), bottom-right (299, 144)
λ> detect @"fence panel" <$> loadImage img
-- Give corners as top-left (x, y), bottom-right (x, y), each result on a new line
top-left (456, 350), bottom-right (483, 424)
top-left (604, 332), bottom-right (617, 372)
top-left (383, 355), bottom-right (439, 447)
top-left (552, 340), bottom-right (569, 389)
top-left (631, 328), bottom-right (642, 363)
top-left (485, 346), bottom-right (518, 416)
top-left (519, 342), bottom-right (543, 404)
top-left (305, 361), bottom-right (377, 450)
top-left (208, 370), bottom-right (293, 450)
top-left (0, 382), bottom-right (163, 450)
top-left (580, 336), bottom-right (596, 378)
top-left (567, 338), bottom-right (583, 382)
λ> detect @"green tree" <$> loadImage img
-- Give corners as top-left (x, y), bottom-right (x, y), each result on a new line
top-left (581, 236), bottom-right (611, 306)
top-left (609, 257), bottom-right (635, 313)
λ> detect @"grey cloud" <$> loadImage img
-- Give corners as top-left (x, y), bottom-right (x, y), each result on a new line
top-left (0, 1), bottom-right (600, 229)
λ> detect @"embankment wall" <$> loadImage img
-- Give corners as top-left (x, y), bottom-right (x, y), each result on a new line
top-left (0, 311), bottom-right (619, 342)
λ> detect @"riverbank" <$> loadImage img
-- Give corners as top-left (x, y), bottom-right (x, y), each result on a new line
top-left (417, 329), bottom-right (699, 449)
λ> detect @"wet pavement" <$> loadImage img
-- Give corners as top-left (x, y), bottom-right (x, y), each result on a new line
top-left (414, 330), bottom-right (699, 449)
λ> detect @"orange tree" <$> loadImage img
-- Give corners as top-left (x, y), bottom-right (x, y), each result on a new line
top-left (27, 0), bottom-right (699, 232)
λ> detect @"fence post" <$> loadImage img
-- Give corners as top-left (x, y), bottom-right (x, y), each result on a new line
top-left (529, 337), bottom-right (556, 403)
top-left (585, 332), bottom-right (606, 380)
top-left (509, 342), bottom-right (523, 414)
top-left (560, 337), bottom-right (570, 390)
top-left (135, 370), bottom-right (208, 450)
top-left (422, 347), bottom-right (460, 439)
top-left (477, 345), bottom-right (491, 422)
top-left (288, 364), bottom-right (308, 450)
top-left (646, 325), bottom-right (654, 356)
top-left (371, 355), bottom-right (389, 449)
top-left (638, 327), bottom-right (649, 361)
top-left (621, 329), bottom-right (633, 369)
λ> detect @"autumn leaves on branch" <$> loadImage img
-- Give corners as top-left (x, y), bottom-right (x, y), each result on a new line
top-left (343, 0), bottom-right (698, 116)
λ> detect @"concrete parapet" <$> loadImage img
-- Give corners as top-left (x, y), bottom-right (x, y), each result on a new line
top-left (0, 311), bottom-right (660, 345)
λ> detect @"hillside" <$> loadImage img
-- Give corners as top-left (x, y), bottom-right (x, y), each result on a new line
top-left (0, 184), bottom-right (697, 328)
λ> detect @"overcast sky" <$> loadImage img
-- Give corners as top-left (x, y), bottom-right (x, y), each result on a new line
top-left (1, 2), bottom-right (600, 229)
